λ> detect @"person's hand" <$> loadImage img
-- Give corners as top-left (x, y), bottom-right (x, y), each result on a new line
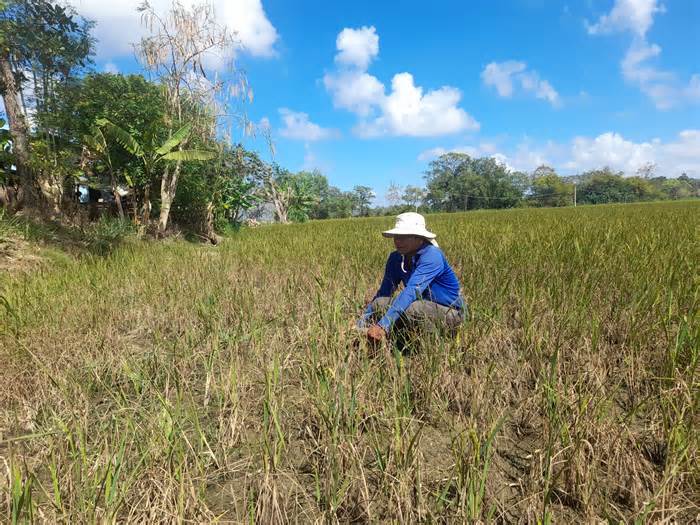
top-left (366, 324), bottom-right (386, 343)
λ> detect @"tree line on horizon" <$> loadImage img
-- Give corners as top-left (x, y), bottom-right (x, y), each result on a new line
top-left (1, 0), bottom-right (698, 240)
top-left (395, 153), bottom-right (700, 215)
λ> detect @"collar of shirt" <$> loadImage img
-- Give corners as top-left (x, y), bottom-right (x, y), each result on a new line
top-left (416, 243), bottom-right (432, 256)
top-left (401, 243), bottom-right (432, 274)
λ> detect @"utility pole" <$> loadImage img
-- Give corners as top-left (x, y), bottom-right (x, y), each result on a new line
top-left (573, 182), bottom-right (577, 207)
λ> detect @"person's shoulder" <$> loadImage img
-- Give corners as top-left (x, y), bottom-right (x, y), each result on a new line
top-left (387, 250), bottom-right (401, 262)
top-left (421, 244), bottom-right (443, 258)
top-left (417, 244), bottom-right (444, 264)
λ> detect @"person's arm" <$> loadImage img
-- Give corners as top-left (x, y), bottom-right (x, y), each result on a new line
top-left (357, 255), bottom-right (398, 327)
top-left (377, 249), bottom-right (443, 331)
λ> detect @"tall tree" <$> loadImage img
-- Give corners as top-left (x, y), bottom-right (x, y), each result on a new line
top-left (385, 181), bottom-right (402, 208)
top-left (136, 0), bottom-right (240, 234)
top-left (209, 145), bottom-right (261, 227)
top-left (0, 0), bottom-right (92, 212)
top-left (290, 170), bottom-right (328, 221)
top-left (577, 168), bottom-right (643, 204)
top-left (240, 155), bottom-right (294, 224)
top-left (318, 187), bottom-right (354, 218)
top-left (529, 165), bottom-right (572, 207)
top-left (402, 185), bottom-right (425, 211)
top-left (424, 153), bottom-right (524, 211)
top-left (283, 172), bottom-right (319, 223)
top-left (660, 178), bottom-right (693, 200)
top-left (263, 165), bottom-right (294, 224)
top-left (636, 162), bottom-right (657, 179)
top-left (38, 73), bottom-right (166, 218)
top-left (41, 73), bottom-right (165, 153)
top-left (352, 185), bottom-right (374, 216)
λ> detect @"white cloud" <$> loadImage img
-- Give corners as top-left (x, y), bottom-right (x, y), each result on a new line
top-left (504, 141), bottom-right (560, 172)
top-left (519, 72), bottom-right (560, 105)
top-left (356, 73), bottom-right (479, 137)
top-left (278, 108), bottom-right (338, 141)
top-left (218, 0), bottom-right (278, 58)
top-left (586, 0), bottom-right (664, 37)
top-left (103, 62), bottom-right (119, 74)
top-left (334, 26), bottom-right (379, 70)
top-left (662, 130), bottom-right (700, 174)
top-left (566, 130), bottom-right (700, 176)
top-left (481, 61), bottom-right (526, 97)
top-left (73, 0), bottom-right (278, 64)
top-left (323, 70), bottom-right (385, 117)
top-left (586, 0), bottom-right (697, 109)
top-left (419, 130), bottom-right (700, 177)
top-left (619, 40), bottom-right (698, 109)
top-left (482, 61), bottom-right (561, 106)
top-left (566, 132), bottom-right (656, 172)
top-left (324, 27), bottom-right (479, 137)
top-left (621, 41), bottom-right (665, 84)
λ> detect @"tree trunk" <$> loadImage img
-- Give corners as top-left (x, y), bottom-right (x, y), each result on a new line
top-left (158, 161), bottom-right (181, 235)
top-left (114, 191), bottom-right (125, 220)
top-left (204, 200), bottom-right (220, 244)
top-left (141, 184), bottom-right (151, 225)
top-left (0, 50), bottom-right (36, 208)
top-left (265, 180), bottom-right (289, 223)
top-left (36, 170), bottom-right (64, 217)
top-left (0, 184), bottom-right (20, 211)
top-left (276, 204), bottom-right (287, 223)
top-left (131, 189), bottom-right (139, 224)
top-left (110, 171), bottom-right (125, 220)
top-left (272, 195), bottom-right (288, 223)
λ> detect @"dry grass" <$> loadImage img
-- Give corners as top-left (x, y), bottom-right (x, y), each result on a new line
top-left (0, 213), bottom-right (43, 275)
top-left (1, 201), bottom-right (699, 523)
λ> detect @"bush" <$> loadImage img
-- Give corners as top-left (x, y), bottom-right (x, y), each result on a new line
top-left (84, 216), bottom-right (135, 255)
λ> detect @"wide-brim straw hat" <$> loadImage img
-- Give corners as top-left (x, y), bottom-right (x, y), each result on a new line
top-left (382, 212), bottom-right (437, 240)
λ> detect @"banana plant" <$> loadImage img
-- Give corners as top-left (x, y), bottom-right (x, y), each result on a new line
top-left (96, 118), bottom-right (216, 178)
top-left (96, 118), bottom-right (216, 223)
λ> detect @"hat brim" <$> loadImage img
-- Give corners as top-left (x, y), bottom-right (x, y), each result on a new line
top-left (382, 228), bottom-right (436, 239)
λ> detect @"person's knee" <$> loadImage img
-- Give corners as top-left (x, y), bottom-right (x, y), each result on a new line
top-left (371, 297), bottom-right (391, 310)
top-left (406, 301), bottom-right (462, 334)
top-left (405, 301), bottom-right (435, 322)
top-left (404, 301), bottom-right (423, 317)
top-left (369, 297), bottom-right (391, 318)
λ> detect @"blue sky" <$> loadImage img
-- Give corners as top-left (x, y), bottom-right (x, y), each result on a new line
top-left (74, 0), bottom-right (699, 196)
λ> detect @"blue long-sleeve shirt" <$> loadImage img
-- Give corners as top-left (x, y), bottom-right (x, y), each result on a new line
top-left (360, 243), bottom-right (463, 331)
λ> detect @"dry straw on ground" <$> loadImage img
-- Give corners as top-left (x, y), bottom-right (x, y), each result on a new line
top-left (1, 201), bottom-right (698, 523)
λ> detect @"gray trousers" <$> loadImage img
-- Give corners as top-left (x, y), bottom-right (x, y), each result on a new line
top-left (369, 296), bottom-right (464, 336)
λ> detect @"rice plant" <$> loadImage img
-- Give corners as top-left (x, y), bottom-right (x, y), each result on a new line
top-left (1, 201), bottom-right (698, 522)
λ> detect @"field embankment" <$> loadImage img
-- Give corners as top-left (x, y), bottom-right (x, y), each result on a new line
top-left (1, 201), bottom-right (698, 522)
